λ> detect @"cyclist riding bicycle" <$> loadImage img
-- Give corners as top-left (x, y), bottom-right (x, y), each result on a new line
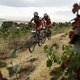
top-left (71, 13), bottom-right (80, 30)
top-left (69, 13), bottom-right (80, 44)
top-left (42, 13), bottom-right (52, 36)
top-left (29, 12), bottom-right (43, 32)
top-left (42, 13), bottom-right (51, 29)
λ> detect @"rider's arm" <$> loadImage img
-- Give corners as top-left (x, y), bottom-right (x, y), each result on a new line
top-left (48, 16), bottom-right (51, 22)
top-left (41, 17), bottom-right (46, 25)
top-left (30, 18), bottom-right (34, 23)
top-left (29, 18), bottom-right (34, 27)
top-left (70, 18), bottom-right (76, 21)
top-left (41, 17), bottom-right (44, 20)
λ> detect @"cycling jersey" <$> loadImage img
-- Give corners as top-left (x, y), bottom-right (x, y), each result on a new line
top-left (71, 15), bottom-right (80, 35)
top-left (42, 16), bottom-right (51, 28)
top-left (30, 16), bottom-right (43, 31)
top-left (72, 15), bottom-right (80, 28)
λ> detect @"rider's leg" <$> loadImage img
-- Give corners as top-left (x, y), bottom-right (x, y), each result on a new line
top-left (70, 34), bottom-right (80, 44)
top-left (46, 22), bottom-right (51, 32)
top-left (47, 27), bottom-right (51, 35)
top-left (69, 30), bottom-right (74, 39)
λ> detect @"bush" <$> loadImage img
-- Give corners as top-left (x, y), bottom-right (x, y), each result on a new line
top-left (44, 44), bottom-right (80, 80)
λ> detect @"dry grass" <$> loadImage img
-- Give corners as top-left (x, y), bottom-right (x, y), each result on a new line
top-left (0, 40), bottom-right (10, 59)
top-left (0, 27), bottom-right (71, 80)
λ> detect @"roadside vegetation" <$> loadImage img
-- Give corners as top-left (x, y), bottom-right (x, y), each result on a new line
top-left (0, 21), bottom-right (71, 80)
top-left (44, 43), bottom-right (80, 80)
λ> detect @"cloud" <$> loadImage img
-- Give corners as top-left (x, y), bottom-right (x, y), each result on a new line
top-left (0, 0), bottom-right (80, 7)
top-left (0, 5), bottom-right (75, 22)
top-left (0, 0), bottom-right (79, 22)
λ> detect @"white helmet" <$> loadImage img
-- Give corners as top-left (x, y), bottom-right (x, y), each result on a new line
top-left (34, 12), bottom-right (38, 16)
top-left (44, 13), bottom-right (48, 17)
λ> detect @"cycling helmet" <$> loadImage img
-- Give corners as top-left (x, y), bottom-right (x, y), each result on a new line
top-left (44, 13), bottom-right (48, 17)
top-left (73, 3), bottom-right (78, 8)
top-left (34, 12), bottom-right (38, 16)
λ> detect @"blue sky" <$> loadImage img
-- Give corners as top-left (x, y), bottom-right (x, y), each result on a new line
top-left (0, 0), bottom-right (80, 22)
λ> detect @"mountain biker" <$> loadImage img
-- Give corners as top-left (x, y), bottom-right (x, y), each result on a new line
top-left (42, 13), bottom-right (51, 29)
top-left (42, 13), bottom-right (52, 36)
top-left (69, 13), bottom-right (80, 44)
top-left (71, 13), bottom-right (80, 30)
top-left (29, 12), bottom-right (43, 32)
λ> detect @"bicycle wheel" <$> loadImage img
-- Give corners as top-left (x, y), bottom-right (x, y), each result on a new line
top-left (37, 33), bottom-right (43, 47)
top-left (47, 30), bottom-right (51, 40)
top-left (42, 31), bottom-right (46, 44)
top-left (28, 36), bottom-right (36, 53)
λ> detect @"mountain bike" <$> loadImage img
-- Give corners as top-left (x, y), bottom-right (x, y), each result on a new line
top-left (42, 27), bottom-right (51, 43)
top-left (27, 30), bottom-right (43, 53)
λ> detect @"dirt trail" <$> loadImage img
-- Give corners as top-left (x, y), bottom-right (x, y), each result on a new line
top-left (28, 33), bottom-right (66, 80)
top-left (1, 33), bottom-right (67, 80)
